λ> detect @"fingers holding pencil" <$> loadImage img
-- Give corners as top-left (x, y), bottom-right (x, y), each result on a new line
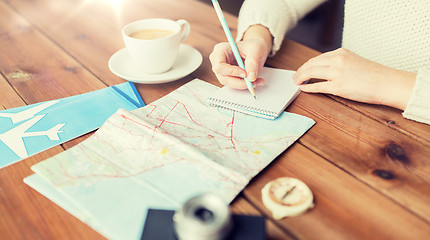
top-left (211, 0), bottom-right (257, 98)
top-left (210, 42), bottom-right (264, 89)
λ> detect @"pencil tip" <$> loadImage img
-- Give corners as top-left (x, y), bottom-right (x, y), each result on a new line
top-left (254, 96), bottom-right (256, 99)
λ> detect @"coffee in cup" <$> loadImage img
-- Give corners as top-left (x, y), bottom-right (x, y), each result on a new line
top-left (128, 29), bottom-right (175, 40)
top-left (122, 18), bottom-right (190, 74)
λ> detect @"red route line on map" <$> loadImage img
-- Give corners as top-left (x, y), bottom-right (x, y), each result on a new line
top-left (118, 102), bottom-right (235, 148)
top-left (119, 101), bottom-right (203, 134)
top-left (121, 100), bottom-right (296, 149)
top-left (145, 105), bottom-right (157, 117)
top-left (226, 110), bottom-right (236, 148)
top-left (53, 99), bottom-right (298, 183)
top-left (38, 86), bottom-right (302, 188)
top-left (54, 142), bottom-right (188, 184)
top-left (120, 114), bottom-right (152, 130)
top-left (158, 101), bottom-right (202, 128)
top-left (116, 100), bottom-right (297, 155)
top-left (147, 101), bottom-right (236, 141)
top-left (150, 101), bottom-right (241, 152)
top-left (97, 102), bottom-right (238, 166)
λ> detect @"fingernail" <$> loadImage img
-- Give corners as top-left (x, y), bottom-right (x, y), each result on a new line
top-left (248, 72), bottom-right (256, 81)
top-left (240, 73), bottom-right (246, 78)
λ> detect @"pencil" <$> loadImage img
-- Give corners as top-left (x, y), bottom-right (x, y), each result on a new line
top-left (211, 0), bottom-right (256, 99)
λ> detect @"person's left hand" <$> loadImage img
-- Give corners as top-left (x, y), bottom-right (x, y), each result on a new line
top-left (293, 48), bottom-right (417, 110)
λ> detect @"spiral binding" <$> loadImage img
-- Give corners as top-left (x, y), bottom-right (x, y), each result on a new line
top-left (208, 97), bottom-right (276, 119)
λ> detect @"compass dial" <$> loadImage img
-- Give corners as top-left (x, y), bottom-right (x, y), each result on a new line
top-left (262, 177), bottom-right (314, 220)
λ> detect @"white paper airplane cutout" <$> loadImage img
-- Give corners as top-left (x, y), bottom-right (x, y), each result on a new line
top-left (0, 100), bottom-right (59, 124)
top-left (0, 101), bottom-right (65, 158)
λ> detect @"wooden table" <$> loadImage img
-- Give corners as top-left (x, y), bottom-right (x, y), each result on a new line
top-left (1, 0), bottom-right (430, 239)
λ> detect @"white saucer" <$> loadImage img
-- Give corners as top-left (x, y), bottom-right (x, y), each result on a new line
top-left (108, 44), bottom-right (203, 84)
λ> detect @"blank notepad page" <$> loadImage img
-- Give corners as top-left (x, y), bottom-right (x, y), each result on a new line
top-left (208, 67), bottom-right (300, 119)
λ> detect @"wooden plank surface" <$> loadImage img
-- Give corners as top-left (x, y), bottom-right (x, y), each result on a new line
top-left (0, 0), bottom-right (292, 239)
top-left (270, 41), bottom-right (430, 147)
top-left (1, 0), bottom-right (429, 239)
top-left (331, 96), bottom-right (430, 146)
top-left (0, 74), bottom-right (25, 110)
top-left (267, 43), bottom-right (430, 223)
top-left (0, 1), bottom-right (107, 103)
top-left (0, 70), bottom-right (102, 239)
top-left (6, 0), bottom-right (227, 89)
top-left (243, 144), bottom-right (430, 239)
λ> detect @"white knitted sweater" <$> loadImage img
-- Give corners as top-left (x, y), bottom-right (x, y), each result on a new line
top-left (236, 0), bottom-right (430, 125)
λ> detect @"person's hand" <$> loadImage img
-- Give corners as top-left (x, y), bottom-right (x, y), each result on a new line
top-left (293, 48), bottom-right (417, 110)
top-left (209, 24), bottom-right (272, 89)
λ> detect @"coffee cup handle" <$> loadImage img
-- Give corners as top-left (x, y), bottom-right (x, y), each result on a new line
top-left (176, 19), bottom-right (190, 42)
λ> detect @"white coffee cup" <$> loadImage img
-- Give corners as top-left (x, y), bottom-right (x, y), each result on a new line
top-left (122, 18), bottom-right (190, 74)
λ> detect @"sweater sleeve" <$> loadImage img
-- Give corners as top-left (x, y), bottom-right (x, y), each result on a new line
top-left (236, 0), bottom-right (326, 56)
top-left (402, 68), bottom-right (430, 125)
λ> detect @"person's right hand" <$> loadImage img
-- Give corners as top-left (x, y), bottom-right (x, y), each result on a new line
top-left (209, 24), bottom-right (273, 89)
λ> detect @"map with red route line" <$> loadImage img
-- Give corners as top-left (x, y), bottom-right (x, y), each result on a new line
top-left (25, 79), bottom-right (315, 240)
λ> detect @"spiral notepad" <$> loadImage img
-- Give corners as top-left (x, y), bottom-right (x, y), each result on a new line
top-left (208, 67), bottom-right (300, 120)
